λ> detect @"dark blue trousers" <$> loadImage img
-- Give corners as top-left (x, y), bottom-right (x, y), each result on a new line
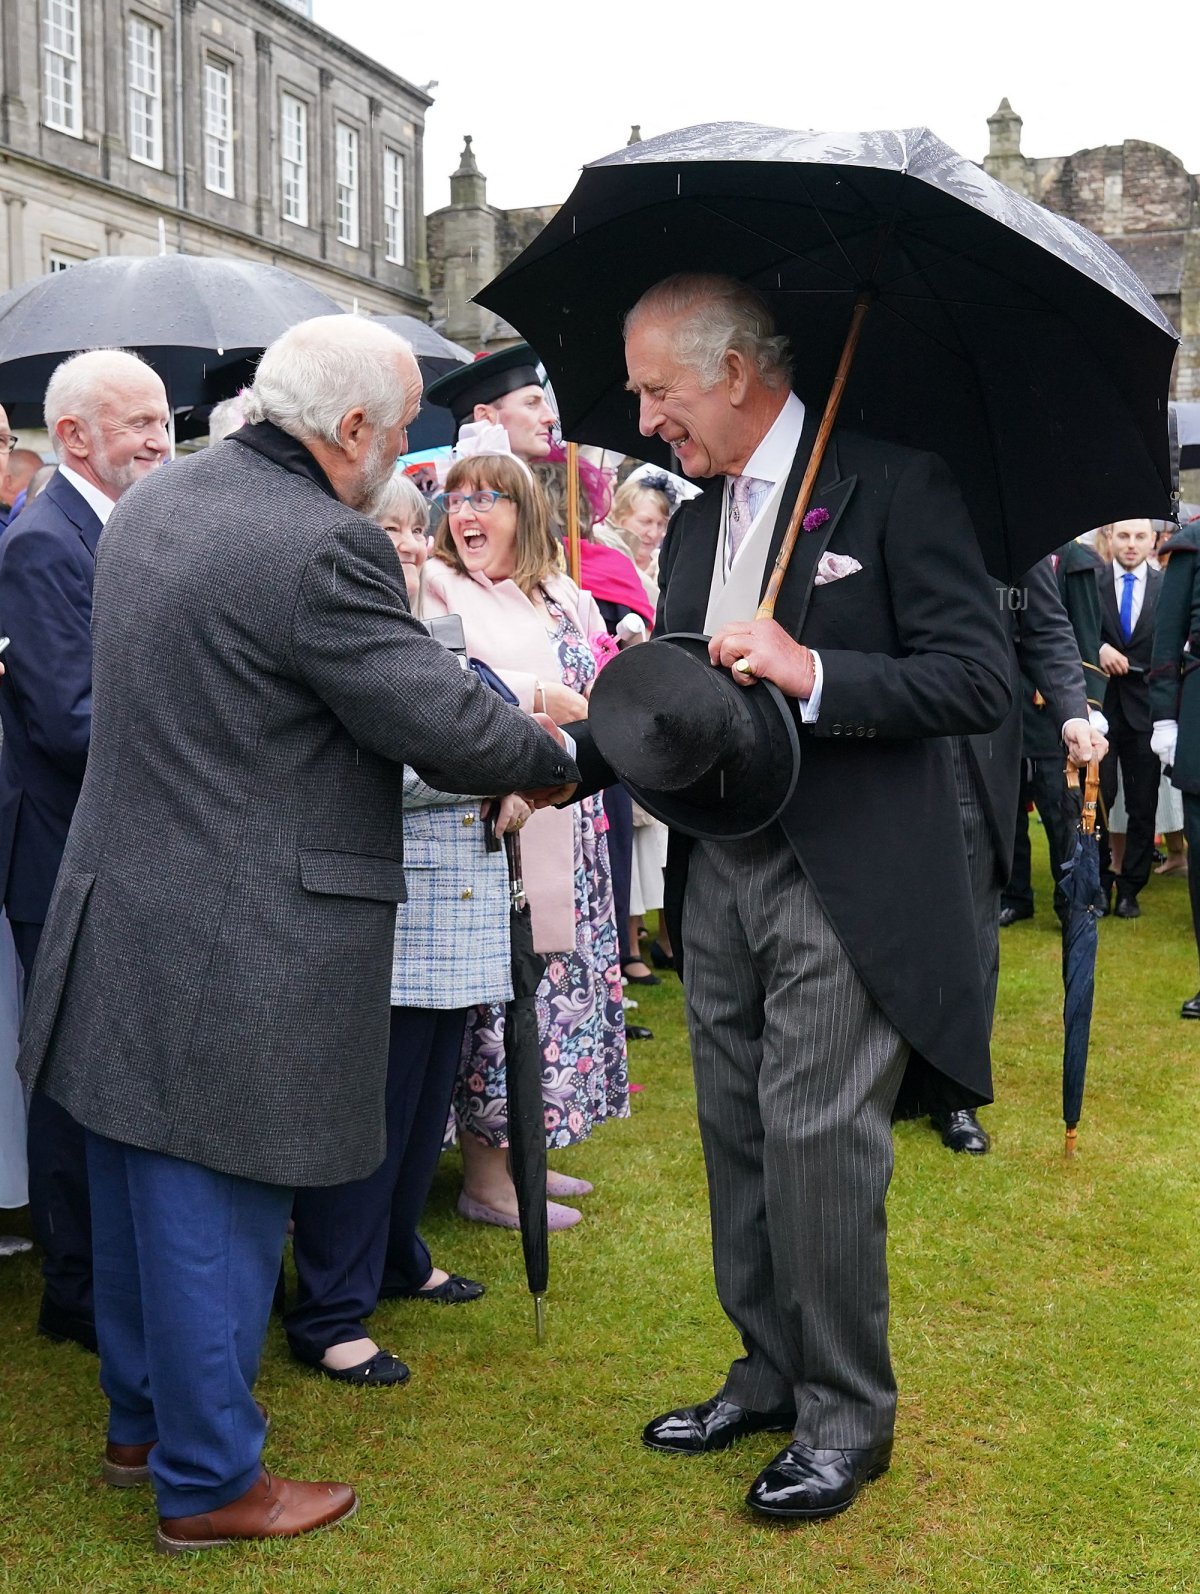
top-left (86, 1130), bottom-right (292, 1517)
top-left (286, 1005), bottom-right (467, 1362)
top-left (603, 785), bottom-right (634, 962)
top-left (14, 919), bottom-right (93, 1324)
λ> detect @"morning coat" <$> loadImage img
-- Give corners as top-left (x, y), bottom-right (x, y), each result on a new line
top-left (1150, 521), bottom-right (1200, 795)
top-left (571, 412), bottom-right (1011, 1103)
top-left (17, 425), bottom-right (574, 1187)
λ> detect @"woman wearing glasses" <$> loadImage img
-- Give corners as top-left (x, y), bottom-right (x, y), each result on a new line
top-left (422, 451), bottom-right (629, 1230)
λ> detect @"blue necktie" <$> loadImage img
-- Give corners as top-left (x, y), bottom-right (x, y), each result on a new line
top-left (1120, 571), bottom-right (1136, 640)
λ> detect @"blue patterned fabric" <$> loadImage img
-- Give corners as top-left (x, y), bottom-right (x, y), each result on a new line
top-left (390, 772), bottom-right (512, 1009)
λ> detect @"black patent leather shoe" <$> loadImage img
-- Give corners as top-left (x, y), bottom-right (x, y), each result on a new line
top-left (1114, 894), bottom-right (1141, 919)
top-left (998, 905), bottom-right (1032, 927)
top-left (381, 1272), bottom-right (484, 1304)
top-left (1181, 992), bottom-right (1200, 1020)
top-left (930, 1108), bottom-right (990, 1155)
top-left (295, 1347), bottom-right (411, 1386)
top-left (37, 1296), bottom-right (98, 1355)
top-left (747, 1439), bottom-right (892, 1520)
top-left (642, 1394), bottom-right (795, 1454)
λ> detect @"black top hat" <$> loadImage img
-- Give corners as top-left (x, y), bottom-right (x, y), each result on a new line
top-left (425, 343), bottom-right (543, 426)
top-left (588, 634), bottom-right (801, 841)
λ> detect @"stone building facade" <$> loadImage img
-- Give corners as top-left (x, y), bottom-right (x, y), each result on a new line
top-left (0, 0), bottom-right (432, 315)
top-left (984, 98), bottom-right (1198, 404)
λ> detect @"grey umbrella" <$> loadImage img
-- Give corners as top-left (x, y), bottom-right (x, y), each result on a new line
top-left (0, 253), bottom-right (344, 424)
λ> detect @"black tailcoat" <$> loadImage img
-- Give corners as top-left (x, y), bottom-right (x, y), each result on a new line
top-left (573, 413), bottom-right (1011, 1103)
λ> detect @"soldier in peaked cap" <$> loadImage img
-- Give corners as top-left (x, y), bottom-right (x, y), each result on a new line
top-left (424, 343), bottom-right (557, 463)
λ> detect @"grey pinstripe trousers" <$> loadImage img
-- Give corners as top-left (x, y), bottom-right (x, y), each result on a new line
top-left (683, 829), bottom-right (909, 1449)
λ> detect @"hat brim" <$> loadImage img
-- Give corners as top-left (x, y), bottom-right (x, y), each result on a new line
top-left (589, 633), bottom-right (800, 841)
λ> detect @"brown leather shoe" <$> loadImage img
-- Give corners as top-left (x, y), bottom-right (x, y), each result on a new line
top-left (155, 1468), bottom-right (356, 1555)
top-left (104, 1403), bottom-right (271, 1488)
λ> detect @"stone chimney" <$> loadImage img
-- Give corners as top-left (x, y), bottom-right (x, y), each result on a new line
top-left (449, 135), bottom-right (487, 209)
top-left (440, 136), bottom-right (497, 346)
top-left (628, 125), bottom-right (642, 145)
top-left (984, 98), bottom-right (1030, 196)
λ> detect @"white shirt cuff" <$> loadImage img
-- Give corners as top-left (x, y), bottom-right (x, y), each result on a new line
top-left (1088, 708), bottom-right (1109, 736)
top-left (561, 730), bottom-right (577, 761)
top-left (798, 650), bottom-right (823, 723)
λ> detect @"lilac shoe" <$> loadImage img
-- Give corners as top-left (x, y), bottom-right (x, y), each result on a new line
top-left (545, 1171), bottom-right (594, 1199)
top-left (456, 1193), bottom-right (582, 1230)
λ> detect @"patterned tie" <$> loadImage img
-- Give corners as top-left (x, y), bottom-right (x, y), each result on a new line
top-left (1120, 570), bottom-right (1136, 640)
top-left (726, 475), bottom-right (765, 571)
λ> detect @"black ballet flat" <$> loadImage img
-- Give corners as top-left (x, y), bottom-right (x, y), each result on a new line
top-left (621, 960), bottom-right (661, 986)
top-left (380, 1273), bottom-right (485, 1305)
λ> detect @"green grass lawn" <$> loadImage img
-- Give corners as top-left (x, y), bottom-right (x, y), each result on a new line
top-left (2, 851), bottom-right (1199, 1592)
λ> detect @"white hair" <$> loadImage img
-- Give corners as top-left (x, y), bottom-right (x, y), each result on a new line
top-left (624, 274), bottom-right (792, 392)
top-left (365, 470), bottom-right (430, 531)
top-left (43, 348), bottom-right (157, 459)
top-left (242, 314), bottom-right (417, 446)
top-left (207, 395), bottom-right (245, 444)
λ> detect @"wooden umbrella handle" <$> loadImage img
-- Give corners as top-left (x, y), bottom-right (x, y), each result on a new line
top-left (565, 440), bottom-right (582, 587)
top-left (757, 292), bottom-right (872, 621)
top-left (1064, 758), bottom-right (1101, 837)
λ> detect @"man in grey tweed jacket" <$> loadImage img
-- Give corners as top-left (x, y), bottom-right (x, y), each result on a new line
top-left (18, 316), bottom-right (575, 1554)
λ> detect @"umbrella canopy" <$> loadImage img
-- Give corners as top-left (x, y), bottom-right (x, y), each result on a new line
top-left (1061, 760), bottom-right (1102, 1157)
top-left (0, 254), bottom-right (344, 423)
top-left (372, 314), bottom-right (473, 451)
top-left (502, 831), bottom-right (550, 1339)
top-left (479, 122), bottom-right (1178, 582)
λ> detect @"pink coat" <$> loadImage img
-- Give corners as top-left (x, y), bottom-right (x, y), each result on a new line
top-left (420, 559), bottom-right (607, 954)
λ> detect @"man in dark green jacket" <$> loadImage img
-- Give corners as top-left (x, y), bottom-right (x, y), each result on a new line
top-left (1001, 539), bottom-right (1107, 924)
top-left (1148, 515), bottom-right (1200, 1015)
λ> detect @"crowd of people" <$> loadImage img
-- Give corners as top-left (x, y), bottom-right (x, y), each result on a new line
top-left (0, 276), bottom-right (1195, 1553)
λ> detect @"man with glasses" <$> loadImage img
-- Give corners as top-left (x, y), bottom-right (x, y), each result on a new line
top-left (0, 350), bottom-right (170, 1355)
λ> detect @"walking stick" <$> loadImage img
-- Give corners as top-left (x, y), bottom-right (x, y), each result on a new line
top-left (757, 291), bottom-right (872, 620)
top-left (565, 440), bottom-right (582, 586)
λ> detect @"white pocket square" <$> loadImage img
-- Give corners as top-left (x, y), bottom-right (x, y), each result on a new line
top-left (814, 553), bottom-right (862, 586)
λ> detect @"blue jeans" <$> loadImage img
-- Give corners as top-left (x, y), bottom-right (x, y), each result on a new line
top-left (86, 1131), bottom-right (292, 1517)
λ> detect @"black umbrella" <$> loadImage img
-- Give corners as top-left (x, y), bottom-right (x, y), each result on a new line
top-left (479, 122), bottom-right (1178, 583)
top-left (1061, 759), bottom-right (1102, 1157)
top-left (0, 254), bottom-right (344, 423)
top-left (373, 315), bottom-right (473, 452)
top-left (501, 829), bottom-right (550, 1341)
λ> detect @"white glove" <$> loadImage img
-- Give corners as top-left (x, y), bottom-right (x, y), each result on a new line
top-left (615, 613), bottom-right (647, 644)
top-left (1151, 719), bottom-right (1178, 769)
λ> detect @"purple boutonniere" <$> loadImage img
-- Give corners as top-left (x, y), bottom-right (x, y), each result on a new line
top-left (803, 507), bottom-right (830, 533)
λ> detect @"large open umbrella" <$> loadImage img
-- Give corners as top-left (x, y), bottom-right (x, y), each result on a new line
top-left (1061, 758), bottom-right (1102, 1157)
top-left (478, 122), bottom-right (1178, 583)
top-left (0, 254), bottom-right (344, 423)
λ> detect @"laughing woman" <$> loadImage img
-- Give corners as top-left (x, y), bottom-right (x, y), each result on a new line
top-left (421, 450), bottom-right (628, 1230)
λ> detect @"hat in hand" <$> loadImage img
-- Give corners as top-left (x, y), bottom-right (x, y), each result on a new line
top-left (587, 633), bottom-right (800, 840)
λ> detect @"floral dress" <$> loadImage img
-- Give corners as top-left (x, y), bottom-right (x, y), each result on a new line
top-left (452, 597), bottom-right (629, 1150)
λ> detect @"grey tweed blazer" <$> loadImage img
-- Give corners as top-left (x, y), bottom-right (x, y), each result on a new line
top-left (18, 426), bottom-right (574, 1187)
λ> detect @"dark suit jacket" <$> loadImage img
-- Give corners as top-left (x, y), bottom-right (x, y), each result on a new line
top-left (18, 424), bottom-right (574, 1187)
top-left (1020, 541), bottom-right (1105, 762)
top-left (573, 412), bottom-right (1011, 1103)
top-left (1149, 524), bottom-right (1200, 794)
top-left (966, 557), bottom-right (1089, 878)
top-left (0, 470), bottom-right (101, 925)
top-left (1099, 562), bottom-right (1160, 736)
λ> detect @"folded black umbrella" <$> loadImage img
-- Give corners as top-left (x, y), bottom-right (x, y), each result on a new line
top-left (479, 122), bottom-right (1178, 582)
top-left (501, 830), bottom-right (550, 1340)
top-left (0, 254), bottom-right (344, 423)
top-left (1061, 760), bottom-right (1102, 1157)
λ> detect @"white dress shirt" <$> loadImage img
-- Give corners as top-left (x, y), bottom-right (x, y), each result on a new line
top-left (58, 465), bottom-right (117, 527)
top-left (721, 392), bottom-right (824, 720)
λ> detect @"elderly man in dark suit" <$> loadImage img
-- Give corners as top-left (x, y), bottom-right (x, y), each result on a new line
top-left (0, 350), bottom-right (170, 1353)
top-left (568, 274), bottom-right (1011, 1521)
top-left (1098, 518), bottom-right (1162, 918)
top-left (18, 315), bottom-right (575, 1554)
